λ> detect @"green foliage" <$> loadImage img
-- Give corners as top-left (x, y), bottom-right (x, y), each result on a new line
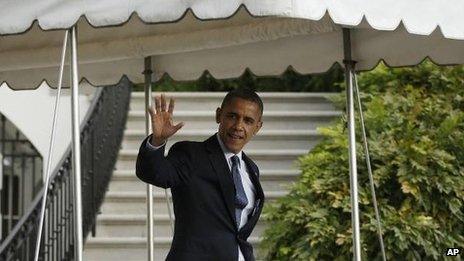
top-left (132, 65), bottom-right (344, 92)
top-left (261, 61), bottom-right (464, 260)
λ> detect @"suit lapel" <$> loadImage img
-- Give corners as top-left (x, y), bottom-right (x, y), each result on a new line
top-left (204, 135), bottom-right (265, 232)
top-left (240, 152), bottom-right (265, 233)
top-left (242, 152), bottom-right (264, 202)
top-left (205, 135), bottom-right (236, 227)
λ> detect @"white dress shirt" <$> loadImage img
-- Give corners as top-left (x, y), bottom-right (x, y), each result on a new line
top-left (145, 134), bottom-right (256, 261)
top-left (216, 134), bottom-right (256, 261)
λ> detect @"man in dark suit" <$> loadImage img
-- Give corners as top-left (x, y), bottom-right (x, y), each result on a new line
top-left (136, 89), bottom-right (265, 261)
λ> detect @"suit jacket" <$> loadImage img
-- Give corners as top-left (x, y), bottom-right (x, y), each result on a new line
top-left (136, 134), bottom-right (265, 261)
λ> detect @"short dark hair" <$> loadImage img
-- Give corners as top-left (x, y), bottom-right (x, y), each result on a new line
top-left (221, 88), bottom-right (263, 117)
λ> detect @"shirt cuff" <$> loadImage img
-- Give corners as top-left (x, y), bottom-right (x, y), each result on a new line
top-left (145, 136), bottom-right (166, 151)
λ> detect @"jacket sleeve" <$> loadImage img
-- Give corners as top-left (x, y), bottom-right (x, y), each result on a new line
top-left (136, 135), bottom-right (192, 189)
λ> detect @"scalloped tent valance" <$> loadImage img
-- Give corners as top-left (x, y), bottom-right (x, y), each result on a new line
top-left (1, 0), bottom-right (464, 89)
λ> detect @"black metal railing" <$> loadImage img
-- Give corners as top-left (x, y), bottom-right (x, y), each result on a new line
top-left (0, 77), bottom-right (131, 261)
top-left (1, 115), bottom-right (43, 242)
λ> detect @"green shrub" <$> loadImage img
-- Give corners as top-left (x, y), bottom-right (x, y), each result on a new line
top-left (133, 65), bottom-right (343, 92)
top-left (261, 62), bottom-right (464, 260)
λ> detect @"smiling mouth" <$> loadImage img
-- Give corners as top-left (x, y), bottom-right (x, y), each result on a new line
top-left (228, 133), bottom-right (243, 140)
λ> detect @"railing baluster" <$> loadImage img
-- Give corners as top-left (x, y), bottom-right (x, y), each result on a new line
top-left (8, 155), bottom-right (14, 234)
top-left (66, 172), bottom-right (70, 259)
top-left (59, 178), bottom-right (63, 261)
top-left (53, 184), bottom-right (57, 261)
top-left (21, 156), bottom-right (25, 220)
top-left (69, 167), bottom-right (73, 260)
top-left (56, 181), bottom-right (61, 261)
top-left (46, 192), bottom-right (51, 261)
top-left (0, 81), bottom-right (131, 260)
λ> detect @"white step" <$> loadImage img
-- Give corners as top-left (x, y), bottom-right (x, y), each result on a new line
top-left (129, 92), bottom-right (337, 112)
top-left (83, 237), bottom-right (262, 261)
top-left (99, 193), bottom-right (170, 215)
top-left (84, 237), bottom-right (170, 261)
top-left (125, 110), bottom-right (341, 130)
top-left (94, 214), bottom-right (174, 238)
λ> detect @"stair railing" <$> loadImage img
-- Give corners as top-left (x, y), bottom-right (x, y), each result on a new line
top-left (0, 77), bottom-right (131, 260)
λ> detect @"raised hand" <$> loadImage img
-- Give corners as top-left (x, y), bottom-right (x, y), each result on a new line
top-left (148, 94), bottom-right (184, 146)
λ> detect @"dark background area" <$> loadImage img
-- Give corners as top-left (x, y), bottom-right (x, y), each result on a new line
top-left (134, 64), bottom-right (344, 92)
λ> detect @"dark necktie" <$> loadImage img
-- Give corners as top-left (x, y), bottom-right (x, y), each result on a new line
top-left (231, 155), bottom-right (248, 228)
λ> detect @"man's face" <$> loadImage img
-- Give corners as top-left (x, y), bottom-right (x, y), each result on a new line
top-left (216, 97), bottom-right (263, 154)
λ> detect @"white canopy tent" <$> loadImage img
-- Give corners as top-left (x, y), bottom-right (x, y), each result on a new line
top-left (1, 1), bottom-right (463, 260)
top-left (1, 1), bottom-right (464, 89)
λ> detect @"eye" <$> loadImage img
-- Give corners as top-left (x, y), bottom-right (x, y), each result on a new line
top-left (245, 118), bottom-right (254, 125)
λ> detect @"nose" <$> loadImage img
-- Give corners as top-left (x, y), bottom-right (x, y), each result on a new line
top-left (233, 118), bottom-right (245, 131)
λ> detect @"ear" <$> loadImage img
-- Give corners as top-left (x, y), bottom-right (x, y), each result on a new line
top-left (215, 107), bottom-right (221, 124)
top-left (253, 121), bottom-right (263, 135)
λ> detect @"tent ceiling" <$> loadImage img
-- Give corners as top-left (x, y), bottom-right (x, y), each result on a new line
top-left (0, 1), bottom-right (463, 89)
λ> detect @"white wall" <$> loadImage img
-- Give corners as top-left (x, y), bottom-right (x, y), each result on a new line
top-left (0, 82), bottom-right (96, 179)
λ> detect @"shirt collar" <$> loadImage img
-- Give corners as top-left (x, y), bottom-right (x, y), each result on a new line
top-left (216, 133), bottom-right (243, 165)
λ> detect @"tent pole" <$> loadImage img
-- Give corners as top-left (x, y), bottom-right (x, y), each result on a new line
top-left (353, 74), bottom-right (387, 261)
top-left (143, 57), bottom-right (155, 261)
top-left (33, 30), bottom-right (68, 261)
top-left (70, 25), bottom-right (83, 261)
top-left (343, 28), bottom-right (362, 261)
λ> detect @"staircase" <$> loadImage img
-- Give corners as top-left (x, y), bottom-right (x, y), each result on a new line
top-left (83, 92), bottom-right (341, 260)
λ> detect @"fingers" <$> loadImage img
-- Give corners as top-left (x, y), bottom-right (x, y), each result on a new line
top-left (173, 122), bottom-right (184, 133)
top-left (153, 94), bottom-right (172, 114)
top-left (168, 98), bottom-right (175, 114)
top-left (154, 96), bottom-right (161, 114)
top-left (160, 94), bottom-right (167, 112)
